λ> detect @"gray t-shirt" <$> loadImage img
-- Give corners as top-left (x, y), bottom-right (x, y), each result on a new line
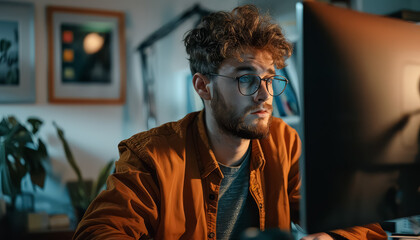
top-left (216, 146), bottom-right (259, 240)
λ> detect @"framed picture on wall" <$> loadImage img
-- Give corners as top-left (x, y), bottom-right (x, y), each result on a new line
top-left (47, 6), bottom-right (126, 104)
top-left (0, 2), bottom-right (35, 103)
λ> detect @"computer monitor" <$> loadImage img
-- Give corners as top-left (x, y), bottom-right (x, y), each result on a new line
top-left (297, 1), bottom-right (420, 234)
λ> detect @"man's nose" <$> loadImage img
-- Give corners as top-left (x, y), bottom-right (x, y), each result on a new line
top-left (253, 80), bottom-right (270, 103)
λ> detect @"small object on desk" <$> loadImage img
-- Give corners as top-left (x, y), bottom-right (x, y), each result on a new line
top-left (386, 216), bottom-right (420, 239)
top-left (28, 212), bottom-right (49, 232)
top-left (409, 217), bottom-right (420, 235)
top-left (49, 214), bottom-right (71, 229)
top-left (0, 198), bottom-right (6, 218)
top-left (389, 233), bottom-right (420, 239)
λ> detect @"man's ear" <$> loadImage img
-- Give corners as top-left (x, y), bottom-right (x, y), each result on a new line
top-left (192, 73), bottom-right (212, 100)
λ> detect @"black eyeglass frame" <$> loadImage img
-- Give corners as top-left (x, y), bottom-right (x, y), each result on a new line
top-left (208, 73), bottom-right (289, 96)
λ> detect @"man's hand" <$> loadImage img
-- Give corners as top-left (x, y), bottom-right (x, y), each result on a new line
top-left (300, 232), bottom-right (334, 240)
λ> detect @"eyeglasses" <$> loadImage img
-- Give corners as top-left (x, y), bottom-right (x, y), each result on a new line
top-left (209, 73), bottom-right (288, 96)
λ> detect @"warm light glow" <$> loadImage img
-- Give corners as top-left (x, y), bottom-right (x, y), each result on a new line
top-left (83, 33), bottom-right (104, 54)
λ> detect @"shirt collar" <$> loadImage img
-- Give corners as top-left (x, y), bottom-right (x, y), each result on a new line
top-left (194, 110), bottom-right (221, 178)
top-left (193, 110), bottom-right (266, 178)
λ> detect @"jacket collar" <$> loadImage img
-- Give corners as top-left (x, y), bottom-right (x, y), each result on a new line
top-left (193, 111), bottom-right (265, 179)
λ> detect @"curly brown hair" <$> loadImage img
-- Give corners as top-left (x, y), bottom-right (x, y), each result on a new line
top-left (184, 4), bottom-right (293, 75)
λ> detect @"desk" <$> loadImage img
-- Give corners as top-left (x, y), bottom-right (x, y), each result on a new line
top-left (3, 228), bottom-right (74, 240)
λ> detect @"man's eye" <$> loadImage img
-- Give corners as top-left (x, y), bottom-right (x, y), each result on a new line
top-left (239, 76), bottom-right (253, 83)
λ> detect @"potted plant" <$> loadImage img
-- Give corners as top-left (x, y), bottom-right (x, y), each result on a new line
top-left (53, 122), bottom-right (114, 221)
top-left (0, 116), bottom-right (47, 210)
top-left (0, 116), bottom-right (48, 234)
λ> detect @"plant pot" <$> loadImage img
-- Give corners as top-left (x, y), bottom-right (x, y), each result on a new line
top-left (66, 180), bottom-right (93, 222)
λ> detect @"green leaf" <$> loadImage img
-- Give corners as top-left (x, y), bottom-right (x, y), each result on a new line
top-left (7, 116), bottom-right (18, 127)
top-left (67, 180), bottom-right (91, 210)
top-left (27, 118), bottom-right (43, 135)
top-left (8, 123), bottom-right (31, 147)
top-left (0, 165), bottom-right (13, 197)
top-left (6, 158), bottom-right (24, 195)
top-left (53, 122), bottom-right (83, 182)
top-left (14, 155), bottom-right (27, 180)
top-left (23, 146), bottom-right (46, 189)
top-left (0, 143), bottom-right (13, 197)
top-left (29, 165), bottom-right (46, 189)
top-left (6, 145), bottom-right (23, 162)
top-left (37, 139), bottom-right (48, 161)
top-left (91, 159), bottom-right (114, 200)
top-left (3, 122), bottom-right (23, 144)
top-left (0, 118), bottom-right (10, 136)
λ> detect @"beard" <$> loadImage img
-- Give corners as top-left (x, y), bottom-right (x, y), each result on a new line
top-left (210, 81), bottom-right (273, 139)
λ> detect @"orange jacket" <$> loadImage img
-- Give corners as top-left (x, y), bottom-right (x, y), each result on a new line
top-left (73, 111), bottom-right (387, 240)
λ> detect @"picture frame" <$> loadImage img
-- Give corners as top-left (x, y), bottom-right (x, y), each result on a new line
top-left (47, 6), bottom-right (126, 104)
top-left (0, 2), bottom-right (35, 103)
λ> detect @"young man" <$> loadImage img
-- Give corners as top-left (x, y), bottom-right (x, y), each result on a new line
top-left (74, 5), bottom-right (387, 240)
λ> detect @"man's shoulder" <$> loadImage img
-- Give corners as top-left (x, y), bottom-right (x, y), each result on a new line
top-left (120, 111), bottom-right (200, 155)
top-left (267, 117), bottom-right (300, 143)
top-left (270, 117), bottom-right (298, 134)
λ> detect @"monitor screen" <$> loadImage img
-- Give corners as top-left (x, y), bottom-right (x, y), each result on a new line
top-left (297, 1), bottom-right (420, 234)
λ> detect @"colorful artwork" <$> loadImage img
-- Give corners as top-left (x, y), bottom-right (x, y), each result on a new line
top-left (47, 6), bottom-right (125, 104)
top-left (60, 24), bottom-right (112, 84)
top-left (0, 21), bottom-right (19, 85)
